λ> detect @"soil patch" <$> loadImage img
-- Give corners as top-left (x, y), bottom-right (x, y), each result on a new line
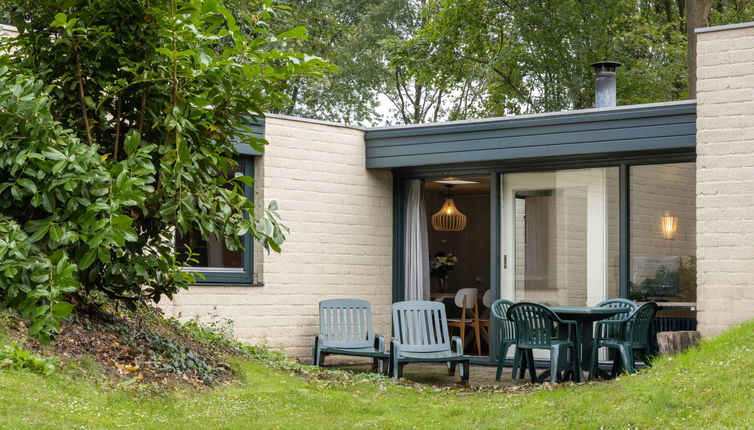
top-left (5, 303), bottom-right (239, 388)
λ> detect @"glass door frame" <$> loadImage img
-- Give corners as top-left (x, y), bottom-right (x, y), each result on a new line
top-left (392, 153), bottom-right (695, 365)
top-left (500, 168), bottom-right (614, 307)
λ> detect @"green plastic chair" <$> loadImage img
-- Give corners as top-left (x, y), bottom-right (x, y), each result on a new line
top-left (313, 299), bottom-right (388, 373)
top-left (390, 301), bottom-right (470, 383)
top-left (586, 298), bottom-right (637, 379)
top-left (507, 302), bottom-right (581, 383)
top-left (594, 298), bottom-right (638, 342)
top-left (490, 299), bottom-right (525, 381)
top-left (588, 302), bottom-right (658, 379)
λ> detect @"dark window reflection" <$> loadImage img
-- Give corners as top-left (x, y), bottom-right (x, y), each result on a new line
top-left (175, 162), bottom-right (246, 269)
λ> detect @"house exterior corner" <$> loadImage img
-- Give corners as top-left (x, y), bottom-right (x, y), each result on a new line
top-left (164, 116), bottom-right (393, 359)
top-left (695, 22), bottom-right (754, 337)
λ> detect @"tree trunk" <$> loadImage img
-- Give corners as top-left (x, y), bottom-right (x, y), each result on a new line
top-left (413, 82), bottom-right (423, 124)
top-left (287, 79), bottom-right (301, 116)
top-left (687, 0), bottom-right (713, 98)
top-left (662, 0), bottom-right (673, 23)
top-left (656, 331), bottom-right (702, 354)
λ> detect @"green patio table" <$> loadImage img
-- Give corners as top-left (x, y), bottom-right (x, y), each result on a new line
top-left (548, 306), bottom-right (631, 382)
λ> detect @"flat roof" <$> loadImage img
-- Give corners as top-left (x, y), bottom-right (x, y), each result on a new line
top-left (367, 100), bottom-right (695, 133)
top-left (695, 21), bottom-right (754, 34)
top-left (364, 100), bottom-right (696, 169)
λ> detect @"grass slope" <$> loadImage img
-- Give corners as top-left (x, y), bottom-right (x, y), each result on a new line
top-left (0, 321), bottom-right (752, 429)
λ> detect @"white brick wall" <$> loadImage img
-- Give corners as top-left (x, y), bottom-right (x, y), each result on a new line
top-left (696, 23), bottom-right (754, 337)
top-left (164, 116), bottom-right (393, 359)
top-left (0, 25), bottom-right (18, 38)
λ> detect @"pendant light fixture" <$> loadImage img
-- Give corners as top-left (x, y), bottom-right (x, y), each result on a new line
top-left (432, 184), bottom-right (467, 231)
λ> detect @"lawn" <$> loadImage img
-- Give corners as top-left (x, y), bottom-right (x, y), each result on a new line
top-left (0, 321), bottom-right (752, 429)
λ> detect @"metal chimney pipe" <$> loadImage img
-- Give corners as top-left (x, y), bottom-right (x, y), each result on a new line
top-left (591, 61), bottom-right (621, 108)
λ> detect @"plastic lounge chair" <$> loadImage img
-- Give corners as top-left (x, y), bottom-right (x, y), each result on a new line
top-left (490, 298), bottom-right (526, 381)
top-left (390, 300), bottom-right (470, 383)
top-left (313, 299), bottom-right (388, 373)
top-left (588, 302), bottom-right (658, 379)
top-left (507, 302), bottom-right (581, 383)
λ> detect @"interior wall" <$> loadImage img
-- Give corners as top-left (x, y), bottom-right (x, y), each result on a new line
top-left (426, 190), bottom-right (491, 296)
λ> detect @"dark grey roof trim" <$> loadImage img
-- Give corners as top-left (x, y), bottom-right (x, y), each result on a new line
top-left (233, 116), bottom-right (265, 156)
top-left (367, 100), bottom-right (694, 133)
top-left (393, 150), bottom-right (695, 178)
top-left (365, 101), bottom-right (696, 169)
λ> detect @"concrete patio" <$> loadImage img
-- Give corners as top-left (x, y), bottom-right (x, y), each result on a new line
top-left (334, 362), bottom-right (540, 388)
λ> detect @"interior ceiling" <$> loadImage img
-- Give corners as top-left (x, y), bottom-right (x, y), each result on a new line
top-left (425, 176), bottom-right (491, 193)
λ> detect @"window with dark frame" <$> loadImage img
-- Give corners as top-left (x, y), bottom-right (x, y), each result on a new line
top-left (175, 157), bottom-right (257, 285)
top-left (628, 162), bottom-right (696, 303)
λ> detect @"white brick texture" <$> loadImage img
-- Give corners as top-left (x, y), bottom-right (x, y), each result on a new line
top-left (164, 117), bottom-right (392, 359)
top-left (696, 25), bottom-right (754, 337)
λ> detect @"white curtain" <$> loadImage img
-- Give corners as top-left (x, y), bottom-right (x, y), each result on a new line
top-left (404, 179), bottom-right (430, 301)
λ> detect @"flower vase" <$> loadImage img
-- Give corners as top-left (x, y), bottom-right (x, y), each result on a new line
top-left (438, 276), bottom-right (446, 293)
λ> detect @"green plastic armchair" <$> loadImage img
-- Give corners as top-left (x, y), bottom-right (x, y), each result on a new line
top-left (507, 302), bottom-right (581, 383)
top-left (588, 301), bottom-right (658, 379)
top-left (490, 298), bottom-right (524, 381)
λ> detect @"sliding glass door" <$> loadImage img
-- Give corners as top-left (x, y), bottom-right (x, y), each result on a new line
top-left (501, 168), bottom-right (620, 306)
top-left (397, 162), bottom-right (695, 364)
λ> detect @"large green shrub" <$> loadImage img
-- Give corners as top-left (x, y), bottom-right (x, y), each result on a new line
top-left (0, 72), bottom-right (152, 340)
top-left (0, 0), bottom-right (326, 342)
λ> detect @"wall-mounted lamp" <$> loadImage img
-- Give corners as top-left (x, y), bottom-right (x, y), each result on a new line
top-left (661, 212), bottom-right (678, 239)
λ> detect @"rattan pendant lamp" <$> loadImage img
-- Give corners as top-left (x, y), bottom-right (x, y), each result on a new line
top-left (432, 185), bottom-right (467, 231)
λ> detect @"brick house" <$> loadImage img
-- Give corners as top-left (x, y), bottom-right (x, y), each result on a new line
top-left (156, 22), bottom-right (754, 361)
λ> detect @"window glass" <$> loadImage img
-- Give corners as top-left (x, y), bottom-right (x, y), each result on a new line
top-left (175, 159), bottom-right (254, 283)
top-left (629, 163), bottom-right (696, 303)
top-left (506, 167), bottom-right (619, 306)
top-left (175, 232), bottom-right (243, 269)
top-left (176, 163), bottom-right (245, 269)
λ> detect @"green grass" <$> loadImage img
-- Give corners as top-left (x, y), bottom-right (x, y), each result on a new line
top-left (0, 321), bottom-right (752, 429)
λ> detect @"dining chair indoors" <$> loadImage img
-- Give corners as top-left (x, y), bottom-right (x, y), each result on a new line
top-left (478, 290), bottom-right (493, 344)
top-left (446, 288), bottom-right (482, 355)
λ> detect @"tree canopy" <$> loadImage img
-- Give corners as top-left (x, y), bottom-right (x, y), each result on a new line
top-left (0, 0), bottom-right (325, 341)
top-left (267, 0), bottom-right (412, 124)
top-left (279, 0), bottom-right (754, 123)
